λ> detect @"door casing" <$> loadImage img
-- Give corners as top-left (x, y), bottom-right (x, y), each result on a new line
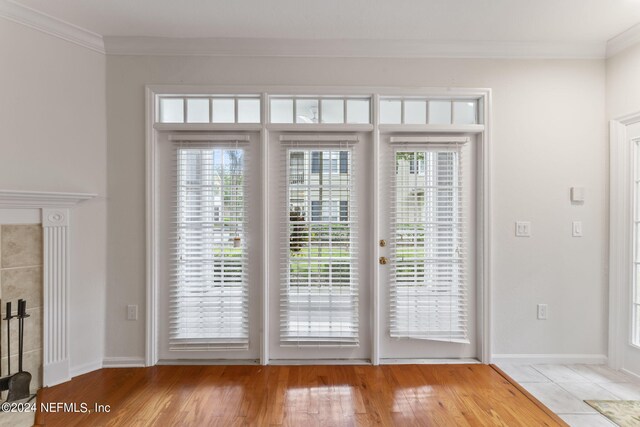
top-left (145, 85), bottom-right (493, 366)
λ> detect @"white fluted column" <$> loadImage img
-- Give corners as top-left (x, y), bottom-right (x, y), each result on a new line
top-left (42, 208), bottom-right (70, 386)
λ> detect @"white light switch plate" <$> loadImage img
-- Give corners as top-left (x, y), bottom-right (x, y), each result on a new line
top-left (572, 221), bottom-right (583, 237)
top-left (515, 221), bottom-right (531, 237)
top-left (571, 187), bottom-right (585, 202)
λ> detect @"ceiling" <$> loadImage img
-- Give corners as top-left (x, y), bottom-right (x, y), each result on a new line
top-left (12, 0), bottom-right (640, 43)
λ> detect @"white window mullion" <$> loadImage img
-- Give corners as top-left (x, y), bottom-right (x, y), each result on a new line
top-left (171, 140), bottom-right (249, 351)
top-left (390, 143), bottom-right (468, 343)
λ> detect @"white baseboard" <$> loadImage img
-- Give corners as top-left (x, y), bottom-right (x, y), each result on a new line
top-left (621, 368), bottom-right (640, 380)
top-left (102, 357), bottom-right (146, 368)
top-left (491, 354), bottom-right (608, 365)
top-left (70, 359), bottom-right (103, 378)
top-left (44, 359), bottom-right (70, 387)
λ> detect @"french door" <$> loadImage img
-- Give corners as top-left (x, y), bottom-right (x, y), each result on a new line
top-left (378, 135), bottom-right (477, 360)
top-left (267, 132), bottom-right (372, 361)
top-left (156, 131), bottom-right (477, 363)
top-left (157, 131), bottom-right (262, 361)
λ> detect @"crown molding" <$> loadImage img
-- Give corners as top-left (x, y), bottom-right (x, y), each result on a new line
top-left (607, 23), bottom-right (640, 58)
top-left (105, 36), bottom-right (606, 59)
top-left (0, 0), bottom-right (612, 60)
top-left (0, 0), bottom-right (104, 54)
top-left (0, 190), bottom-right (97, 209)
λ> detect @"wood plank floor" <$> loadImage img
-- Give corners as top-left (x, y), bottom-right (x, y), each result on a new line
top-left (35, 364), bottom-right (567, 426)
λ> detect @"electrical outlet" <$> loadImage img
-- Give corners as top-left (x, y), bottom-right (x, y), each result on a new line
top-left (515, 221), bottom-right (531, 237)
top-left (127, 304), bottom-right (138, 321)
top-left (537, 304), bottom-right (548, 320)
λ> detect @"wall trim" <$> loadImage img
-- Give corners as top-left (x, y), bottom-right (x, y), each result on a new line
top-left (2, 0), bottom-right (634, 60)
top-left (609, 111), bottom-right (640, 372)
top-left (607, 23), bottom-right (640, 58)
top-left (491, 354), bottom-right (608, 365)
top-left (70, 359), bottom-right (103, 378)
top-left (0, 190), bottom-right (97, 209)
top-left (102, 357), bottom-right (146, 368)
top-left (0, 0), bottom-right (104, 54)
top-left (106, 36), bottom-right (605, 59)
top-left (622, 367), bottom-right (640, 380)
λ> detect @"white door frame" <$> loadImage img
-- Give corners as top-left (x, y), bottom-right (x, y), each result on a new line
top-left (609, 111), bottom-right (640, 371)
top-left (145, 85), bottom-right (492, 366)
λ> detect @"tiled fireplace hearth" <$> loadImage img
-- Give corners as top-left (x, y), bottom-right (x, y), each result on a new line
top-left (0, 190), bottom-right (95, 387)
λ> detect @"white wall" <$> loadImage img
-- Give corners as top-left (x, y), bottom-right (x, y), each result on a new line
top-left (105, 55), bottom-right (607, 361)
top-left (0, 19), bottom-right (107, 373)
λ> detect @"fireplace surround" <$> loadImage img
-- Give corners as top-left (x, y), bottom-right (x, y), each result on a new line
top-left (0, 190), bottom-right (95, 386)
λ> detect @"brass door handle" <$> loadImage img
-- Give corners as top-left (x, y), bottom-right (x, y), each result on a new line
top-left (379, 257), bottom-right (388, 265)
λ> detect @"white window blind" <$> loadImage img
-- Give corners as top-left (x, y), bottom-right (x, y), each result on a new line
top-left (281, 143), bottom-right (359, 346)
top-left (172, 140), bottom-right (249, 350)
top-left (390, 144), bottom-right (468, 343)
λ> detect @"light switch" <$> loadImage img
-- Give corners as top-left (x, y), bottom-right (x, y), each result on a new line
top-left (571, 187), bottom-right (585, 203)
top-left (515, 221), bottom-right (531, 237)
top-left (572, 221), bottom-right (583, 237)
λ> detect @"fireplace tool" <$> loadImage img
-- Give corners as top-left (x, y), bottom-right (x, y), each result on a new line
top-left (6, 299), bottom-right (31, 401)
top-left (0, 299), bottom-right (32, 404)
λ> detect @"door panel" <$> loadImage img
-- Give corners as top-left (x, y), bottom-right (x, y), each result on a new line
top-left (157, 131), bottom-right (262, 361)
top-left (378, 134), bottom-right (477, 360)
top-left (268, 132), bottom-right (372, 360)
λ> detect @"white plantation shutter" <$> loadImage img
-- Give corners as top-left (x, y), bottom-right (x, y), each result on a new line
top-left (281, 141), bottom-right (359, 346)
top-left (390, 142), bottom-right (469, 343)
top-left (171, 139), bottom-right (249, 350)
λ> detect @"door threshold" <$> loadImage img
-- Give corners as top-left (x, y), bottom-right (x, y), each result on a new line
top-left (269, 359), bottom-right (371, 366)
top-left (156, 359), bottom-right (260, 366)
top-left (379, 358), bottom-right (480, 365)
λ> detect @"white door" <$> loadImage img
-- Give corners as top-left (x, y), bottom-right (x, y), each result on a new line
top-left (378, 135), bottom-right (477, 361)
top-left (267, 132), bottom-right (372, 361)
top-left (157, 131), bottom-right (262, 362)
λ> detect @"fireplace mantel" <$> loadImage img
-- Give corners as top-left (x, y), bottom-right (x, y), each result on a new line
top-left (0, 190), bottom-right (96, 386)
top-left (0, 190), bottom-right (96, 209)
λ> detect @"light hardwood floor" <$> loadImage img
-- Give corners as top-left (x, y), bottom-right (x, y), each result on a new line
top-left (35, 364), bottom-right (567, 426)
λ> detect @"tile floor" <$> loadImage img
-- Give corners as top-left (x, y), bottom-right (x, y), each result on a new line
top-left (497, 363), bottom-right (640, 426)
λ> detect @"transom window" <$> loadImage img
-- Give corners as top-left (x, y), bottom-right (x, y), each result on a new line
top-left (380, 98), bottom-right (479, 125)
top-left (158, 95), bottom-right (261, 124)
top-left (270, 97), bottom-right (371, 124)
